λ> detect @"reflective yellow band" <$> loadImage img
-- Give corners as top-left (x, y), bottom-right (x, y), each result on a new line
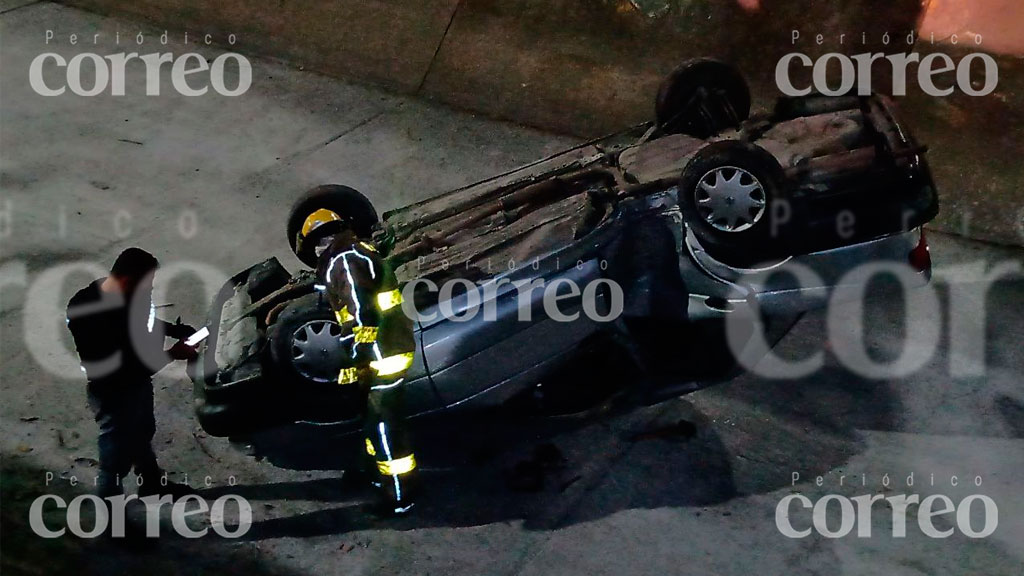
top-left (336, 294), bottom-right (400, 322)
top-left (359, 241), bottom-right (378, 253)
top-left (376, 289), bottom-right (403, 312)
top-left (365, 438), bottom-right (376, 457)
top-left (377, 454), bottom-right (416, 476)
top-left (369, 352), bottom-right (414, 376)
top-left (352, 325), bottom-right (379, 344)
top-left (335, 307), bottom-right (354, 323)
top-left (338, 367), bottom-right (359, 385)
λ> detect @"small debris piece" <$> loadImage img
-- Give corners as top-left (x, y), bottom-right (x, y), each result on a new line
top-left (20, 416), bottom-right (39, 422)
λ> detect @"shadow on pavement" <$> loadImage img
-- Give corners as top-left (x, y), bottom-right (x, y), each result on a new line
top-left (198, 316), bottom-right (906, 540)
top-left (0, 459), bottom-right (298, 576)
top-left (203, 401), bottom-right (739, 540)
top-left (995, 395), bottom-right (1024, 438)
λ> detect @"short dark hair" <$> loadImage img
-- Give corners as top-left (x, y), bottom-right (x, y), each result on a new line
top-left (110, 247), bottom-right (158, 279)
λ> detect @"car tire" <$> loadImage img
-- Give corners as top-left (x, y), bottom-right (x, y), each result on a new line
top-left (267, 293), bottom-right (354, 388)
top-left (656, 59), bottom-right (750, 138)
top-left (678, 140), bottom-right (788, 263)
top-left (287, 184), bottom-right (379, 268)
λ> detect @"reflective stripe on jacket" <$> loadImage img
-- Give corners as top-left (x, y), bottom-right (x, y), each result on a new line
top-left (317, 238), bottom-right (416, 384)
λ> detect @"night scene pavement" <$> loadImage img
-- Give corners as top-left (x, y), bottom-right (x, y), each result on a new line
top-left (2, 3), bottom-right (1023, 575)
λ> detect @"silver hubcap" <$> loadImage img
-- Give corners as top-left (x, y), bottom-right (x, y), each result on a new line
top-left (695, 166), bottom-right (766, 232)
top-left (291, 320), bottom-right (345, 382)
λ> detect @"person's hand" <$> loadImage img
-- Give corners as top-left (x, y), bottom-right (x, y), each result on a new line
top-left (168, 340), bottom-right (199, 361)
top-left (169, 322), bottom-right (197, 340)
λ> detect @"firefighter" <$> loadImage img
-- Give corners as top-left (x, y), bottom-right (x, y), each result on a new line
top-left (66, 248), bottom-right (198, 498)
top-left (297, 209), bottom-right (419, 514)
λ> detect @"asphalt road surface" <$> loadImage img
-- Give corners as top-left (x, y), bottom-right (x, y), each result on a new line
top-left (2, 3), bottom-right (1023, 575)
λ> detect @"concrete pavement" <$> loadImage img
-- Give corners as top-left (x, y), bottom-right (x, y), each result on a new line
top-left (55, 0), bottom-right (1024, 247)
top-left (2, 3), bottom-right (1023, 575)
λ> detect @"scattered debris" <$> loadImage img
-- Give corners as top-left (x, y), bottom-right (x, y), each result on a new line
top-left (19, 416), bottom-right (39, 422)
top-left (627, 0), bottom-right (672, 18)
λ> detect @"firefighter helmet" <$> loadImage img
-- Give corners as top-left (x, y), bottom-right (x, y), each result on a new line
top-left (301, 208), bottom-right (343, 237)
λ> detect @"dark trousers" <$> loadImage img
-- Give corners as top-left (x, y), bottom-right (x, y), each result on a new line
top-left (87, 381), bottom-right (160, 497)
top-left (363, 378), bottom-right (417, 507)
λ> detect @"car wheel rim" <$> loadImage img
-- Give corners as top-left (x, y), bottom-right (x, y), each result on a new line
top-left (291, 320), bottom-right (345, 383)
top-left (695, 166), bottom-right (766, 232)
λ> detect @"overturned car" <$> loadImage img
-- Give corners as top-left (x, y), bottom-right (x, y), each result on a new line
top-left (190, 60), bottom-right (938, 461)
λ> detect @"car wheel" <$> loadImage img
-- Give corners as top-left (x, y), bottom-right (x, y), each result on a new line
top-left (678, 141), bottom-right (787, 262)
top-left (287, 184), bottom-right (379, 268)
top-left (268, 293), bottom-right (354, 387)
top-left (656, 59), bottom-right (750, 138)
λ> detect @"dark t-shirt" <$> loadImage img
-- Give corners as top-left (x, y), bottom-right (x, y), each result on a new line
top-left (66, 278), bottom-right (170, 390)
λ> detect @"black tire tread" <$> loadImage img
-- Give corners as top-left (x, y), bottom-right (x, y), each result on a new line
top-left (286, 185), bottom-right (379, 267)
top-left (656, 59), bottom-right (751, 138)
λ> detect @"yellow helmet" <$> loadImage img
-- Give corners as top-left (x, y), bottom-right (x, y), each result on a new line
top-left (301, 208), bottom-right (342, 237)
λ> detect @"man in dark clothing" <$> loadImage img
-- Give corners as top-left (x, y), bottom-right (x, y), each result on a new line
top-left (296, 208), bottom-right (419, 514)
top-left (66, 248), bottom-right (197, 497)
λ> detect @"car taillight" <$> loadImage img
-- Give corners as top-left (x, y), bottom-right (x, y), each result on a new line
top-left (909, 229), bottom-right (931, 273)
